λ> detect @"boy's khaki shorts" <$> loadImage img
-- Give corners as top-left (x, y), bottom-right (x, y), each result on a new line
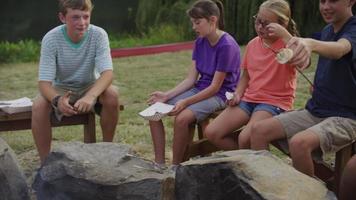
top-left (275, 109), bottom-right (356, 155)
top-left (36, 85), bottom-right (97, 122)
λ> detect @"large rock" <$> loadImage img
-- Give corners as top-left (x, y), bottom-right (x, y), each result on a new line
top-left (33, 142), bottom-right (174, 200)
top-left (0, 138), bottom-right (30, 200)
top-left (175, 150), bottom-right (336, 200)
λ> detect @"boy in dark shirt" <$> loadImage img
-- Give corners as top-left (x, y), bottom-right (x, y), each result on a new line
top-left (250, 0), bottom-right (356, 179)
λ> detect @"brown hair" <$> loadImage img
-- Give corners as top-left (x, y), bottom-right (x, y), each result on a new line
top-left (260, 0), bottom-right (299, 36)
top-left (187, 0), bottom-right (225, 30)
top-left (58, 0), bottom-right (93, 15)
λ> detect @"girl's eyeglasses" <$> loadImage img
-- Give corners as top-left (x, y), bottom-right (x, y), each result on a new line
top-left (253, 15), bottom-right (270, 29)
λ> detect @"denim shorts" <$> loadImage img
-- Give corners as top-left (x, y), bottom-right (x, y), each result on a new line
top-left (167, 88), bottom-right (225, 122)
top-left (238, 100), bottom-right (285, 116)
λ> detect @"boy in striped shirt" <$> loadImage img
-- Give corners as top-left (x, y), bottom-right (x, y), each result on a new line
top-left (32, 0), bottom-right (119, 163)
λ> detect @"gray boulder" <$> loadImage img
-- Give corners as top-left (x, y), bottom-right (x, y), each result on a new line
top-left (175, 150), bottom-right (336, 200)
top-left (33, 142), bottom-right (173, 200)
top-left (0, 138), bottom-right (30, 200)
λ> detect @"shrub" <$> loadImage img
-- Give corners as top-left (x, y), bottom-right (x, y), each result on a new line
top-left (109, 24), bottom-right (189, 49)
top-left (0, 40), bottom-right (40, 63)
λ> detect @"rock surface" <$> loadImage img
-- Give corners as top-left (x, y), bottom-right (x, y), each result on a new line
top-left (0, 138), bottom-right (30, 200)
top-left (175, 150), bottom-right (336, 200)
top-left (33, 142), bottom-right (173, 200)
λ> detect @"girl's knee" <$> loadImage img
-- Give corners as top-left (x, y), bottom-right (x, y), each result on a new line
top-left (204, 124), bottom-right (218, 141)
top-left (174, 114), bottom-right (192, 127)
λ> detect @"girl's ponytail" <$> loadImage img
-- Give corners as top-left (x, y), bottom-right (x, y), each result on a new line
top-left (288, 18), bottom-right (299, 37)
top-left (214, 0), bottom-right (225, 30)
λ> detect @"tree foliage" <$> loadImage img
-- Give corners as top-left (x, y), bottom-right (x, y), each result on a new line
top-left (136, 0), bottom-right (356, 44)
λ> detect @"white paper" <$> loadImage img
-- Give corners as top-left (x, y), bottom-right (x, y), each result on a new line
top-left (139, 102), bottom-right (174, 121)
top-left (0, 97), bottom-right (33, 114)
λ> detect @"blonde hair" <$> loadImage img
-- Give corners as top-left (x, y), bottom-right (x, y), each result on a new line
top-left (58, 0), bottom-right (93, 16)
top-left (260, 0), bottom-right (299, 36)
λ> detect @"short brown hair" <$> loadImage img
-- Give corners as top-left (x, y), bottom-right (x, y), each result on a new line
top-left (187, 0), bottom-right (225, 30)
top-left (58, 0), bottom-right (93, 15)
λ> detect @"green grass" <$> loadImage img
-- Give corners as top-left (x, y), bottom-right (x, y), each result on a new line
top-left (0, 49), bottom-right (318, 162)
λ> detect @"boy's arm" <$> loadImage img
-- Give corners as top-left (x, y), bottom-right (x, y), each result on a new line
top-left (304, 38), bottom-right (352, 59)
top-left (39, 81), bottom-right (77, 116)
top-left (85, 70), bottom-right (113, 98)
top-left (74, 70), bottom-right (113, 112)
top-left (39, 81), bottom-right (61, 103)
top-left (287, 37), bottom-right (352, 69)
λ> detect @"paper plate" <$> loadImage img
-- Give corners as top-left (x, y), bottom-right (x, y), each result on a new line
top-left (139, 102), bottom-right (174, 121)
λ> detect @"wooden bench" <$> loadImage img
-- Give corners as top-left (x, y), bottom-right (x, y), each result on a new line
top-left (184, 111), bottom-right (355, 197)
top-left (0, 104), bottom-right (124, 143)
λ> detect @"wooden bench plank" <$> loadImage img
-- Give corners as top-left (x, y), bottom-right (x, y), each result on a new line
top-left (0, 104), bottom-right (124, 143)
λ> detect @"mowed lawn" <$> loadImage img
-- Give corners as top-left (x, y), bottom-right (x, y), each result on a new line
top-left (0, 48), bottom-right (317, 163)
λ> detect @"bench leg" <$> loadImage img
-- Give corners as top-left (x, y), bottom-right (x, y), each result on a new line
top-left (84, 112), bottom-right (96, 143)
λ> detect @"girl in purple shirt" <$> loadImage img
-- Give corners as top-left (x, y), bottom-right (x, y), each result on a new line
top-left (147, 0), bottom-right (240, 169)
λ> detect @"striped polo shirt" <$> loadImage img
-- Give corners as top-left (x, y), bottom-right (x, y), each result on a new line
top-left (39, 24), bottom-right (113, 92)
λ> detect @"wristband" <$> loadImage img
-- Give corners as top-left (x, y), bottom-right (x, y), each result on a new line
top-left (51, 95), bottom-right (61, 108)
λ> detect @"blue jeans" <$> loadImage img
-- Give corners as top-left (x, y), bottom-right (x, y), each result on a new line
top-left (238, 100), bottom-right (285, 116)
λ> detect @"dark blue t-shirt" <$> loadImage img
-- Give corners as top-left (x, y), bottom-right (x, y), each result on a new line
top-left (306, 16), bottom-right (356, 119)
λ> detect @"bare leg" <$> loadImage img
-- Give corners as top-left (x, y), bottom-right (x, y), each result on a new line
top-left (31, 96), bottom-right (52, 163)
top-left (339, 155), bottom-right (356, 200)
top-left (172, 109), bottom-right (196, 165)
top-left (149, 120), bottom-right (166, 164)
top-left (205, 106), bottom-right (249, 150)
top-left (250, 117), bottom-right (286, 150)
top-left (289, 131), bottom-right (320, 176)
top-left (99, 85), bottom-right (119, 142)
top-left (238, 111), bottom-right (273, 149)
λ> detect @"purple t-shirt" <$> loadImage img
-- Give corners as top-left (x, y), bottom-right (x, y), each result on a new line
top-left (192, 33), bottom-right (241, 101)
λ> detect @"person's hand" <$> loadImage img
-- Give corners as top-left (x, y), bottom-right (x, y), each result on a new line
top-left (169, 99), bottom-right (188, 116)
top-left (147, 91), bottom-right (168, 105)
top-left (286, 37), bottom-right (312, 70)
top-left (74, 94), bottom-right (96, 113)
top-left (58, 91), bottom-right (77, 116)
top-left (227, 92), bottom-right (241, 107)
top-left (266, 23), bottom-right (292, 42)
